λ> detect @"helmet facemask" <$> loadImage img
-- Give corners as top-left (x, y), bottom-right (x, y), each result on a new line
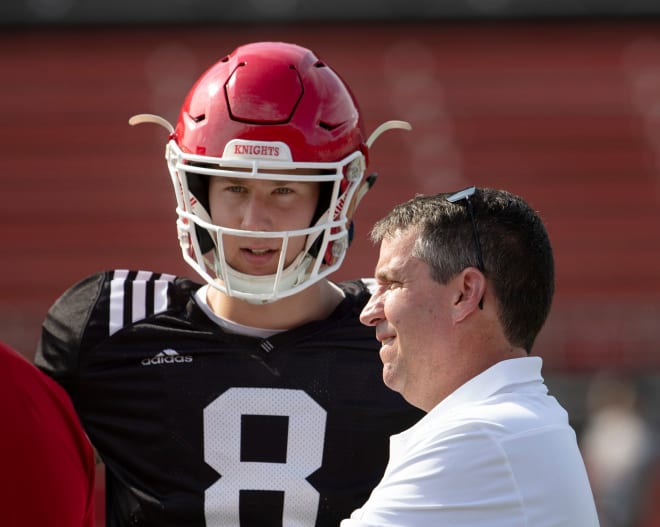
top-left (167, 139), bottom-right (365, 304)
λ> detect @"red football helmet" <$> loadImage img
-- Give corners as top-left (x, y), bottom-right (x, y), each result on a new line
top-left (130, 41), bottom-right (410, 303)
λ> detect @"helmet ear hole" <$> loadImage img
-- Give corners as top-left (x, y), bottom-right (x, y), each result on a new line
top-left (306, 181), bottom-right (334, 260)
top-left (186, 172), bottom-right (215, 253)
top-left (311, 181), bottom-right (334, 226)
top-left (195, 227), bottom-right (215, 254)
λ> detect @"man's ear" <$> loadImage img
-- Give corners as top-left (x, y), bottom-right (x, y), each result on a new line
top-left (452, 267), bottom-right (486, 323)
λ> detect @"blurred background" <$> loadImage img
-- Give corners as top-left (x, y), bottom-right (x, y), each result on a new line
top-left (1, 1), bottom-right (659, 526)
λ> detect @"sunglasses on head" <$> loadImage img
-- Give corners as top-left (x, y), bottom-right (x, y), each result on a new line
top-left (446, 186), bottom-right (485, 309)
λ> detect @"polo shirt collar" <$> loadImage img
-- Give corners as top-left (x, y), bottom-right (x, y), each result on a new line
top-left (412, 356), bottom-right (545, 433)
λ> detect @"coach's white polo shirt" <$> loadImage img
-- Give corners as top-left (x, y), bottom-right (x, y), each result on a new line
top-left (342, 356), bottom-right (600, 527)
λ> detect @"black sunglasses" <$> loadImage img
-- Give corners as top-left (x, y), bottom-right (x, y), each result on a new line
top-left (446, 186), bottom-right (485, 309)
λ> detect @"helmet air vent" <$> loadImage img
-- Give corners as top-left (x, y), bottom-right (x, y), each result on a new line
top-left (319, 120), bottom-right (345, 132)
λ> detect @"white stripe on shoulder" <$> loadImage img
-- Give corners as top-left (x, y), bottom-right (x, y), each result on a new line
top-left (153, 273), bottom-right (175, 314)
top-left (108, 270), bottom-right (176, 336)
top-left (131, 270), bottom-right (153, 322)
top-left (109, 270), bottom-right (130, 336)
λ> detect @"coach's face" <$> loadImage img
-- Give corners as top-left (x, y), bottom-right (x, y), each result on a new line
top-left (360, 228), bottom-right (455, 412)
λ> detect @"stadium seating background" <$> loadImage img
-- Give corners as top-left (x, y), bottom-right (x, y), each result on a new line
top-left (1, 17), bottom-right (659, 527)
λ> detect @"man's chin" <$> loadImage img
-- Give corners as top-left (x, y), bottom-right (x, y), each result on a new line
top-left (382, 367), bottom-right (400, 393)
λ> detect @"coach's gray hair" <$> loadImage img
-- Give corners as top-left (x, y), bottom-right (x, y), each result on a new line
top-left (370, 188), bottom-right (555, 353)
top-left (370, 194), bottom-right (478, 283)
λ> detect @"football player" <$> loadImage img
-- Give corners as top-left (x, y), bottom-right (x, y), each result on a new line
top-left (36, 41), bottom-right (423, 526)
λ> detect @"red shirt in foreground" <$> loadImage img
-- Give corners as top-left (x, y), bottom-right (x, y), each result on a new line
top-left (0, 341), bottom-right (95, 526)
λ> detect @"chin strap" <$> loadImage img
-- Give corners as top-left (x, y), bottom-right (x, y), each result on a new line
top-left (215, 252), bottom-right (313, 304)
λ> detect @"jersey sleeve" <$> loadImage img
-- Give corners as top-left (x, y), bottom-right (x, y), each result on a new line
top-left (35, 271), bottom-right (106, 398)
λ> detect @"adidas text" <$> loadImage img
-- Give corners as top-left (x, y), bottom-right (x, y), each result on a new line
top-left (141, 349), bottom-right (193, 366)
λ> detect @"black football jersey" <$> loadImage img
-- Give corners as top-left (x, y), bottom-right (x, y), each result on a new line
top-left (35, 270), bottom-right (423, 527)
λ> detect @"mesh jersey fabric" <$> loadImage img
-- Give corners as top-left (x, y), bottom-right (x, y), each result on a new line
top-left (35, 270), bottom-right (423, 527)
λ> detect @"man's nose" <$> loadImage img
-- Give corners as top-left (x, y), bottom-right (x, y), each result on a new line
top-left (360, 293), bottom-right (384, 327)
top-left (240, 194), bottom-right (271, 231)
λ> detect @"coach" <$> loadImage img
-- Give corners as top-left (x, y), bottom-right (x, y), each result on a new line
top-left (342, 187), bottom-right (600, 526)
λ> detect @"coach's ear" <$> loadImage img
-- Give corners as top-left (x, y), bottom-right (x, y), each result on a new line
top-left (452, 267), bottom-right (486, 323)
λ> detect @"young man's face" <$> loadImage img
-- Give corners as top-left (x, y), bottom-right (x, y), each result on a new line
top-left (208, 176), bottom-right (321, 276)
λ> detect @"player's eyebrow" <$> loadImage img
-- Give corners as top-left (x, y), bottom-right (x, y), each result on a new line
top-left (222, 177), bottom-right (248, 185)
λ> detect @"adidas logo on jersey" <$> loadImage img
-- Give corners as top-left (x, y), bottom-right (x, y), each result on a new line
top-left (141, 348), bottom-right (193, 366)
